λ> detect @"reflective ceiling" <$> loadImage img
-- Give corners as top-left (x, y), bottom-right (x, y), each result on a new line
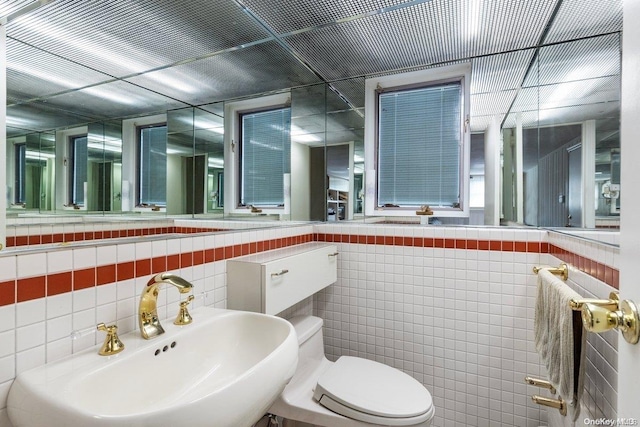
top-left (4, 0), bottom-right (622, 137)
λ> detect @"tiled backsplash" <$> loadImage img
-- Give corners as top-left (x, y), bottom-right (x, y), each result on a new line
top-left (0, 223), bottom-right (619, 427)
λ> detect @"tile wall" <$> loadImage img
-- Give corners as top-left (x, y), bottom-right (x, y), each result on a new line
top-left (313, 224), bottom-right (619, 427)
top-left (0, 222), bottom-right (620, 427)
top-left (0, 223), bottom-right (314, 427)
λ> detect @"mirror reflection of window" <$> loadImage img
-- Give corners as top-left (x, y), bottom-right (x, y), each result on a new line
top-left (239, 107), bottom-right (291, 207)
top-left (14, 143), bottom-right (26, 205)
top-left (69, 135), bottom-right (88, 206)
top-left (138, 124), bottom-right (167, 207)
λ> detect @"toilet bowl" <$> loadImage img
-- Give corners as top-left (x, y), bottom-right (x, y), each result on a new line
top-left (269, 316), bottom-right (434, 427)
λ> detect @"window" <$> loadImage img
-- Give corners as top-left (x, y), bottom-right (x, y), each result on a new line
top-left (365, 64), bottom-right (471, 217)
top-left (69, 135), bottom-right (88, 206)
top-left (14, 143), bottom-right (26, 204)
top-left (138, 125), bottom-right (167, 206)
top-left (239, 107), bottom-right (291, 207)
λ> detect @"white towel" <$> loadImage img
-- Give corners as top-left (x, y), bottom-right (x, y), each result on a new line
top-left (534, 268), bottom-right (586, 421)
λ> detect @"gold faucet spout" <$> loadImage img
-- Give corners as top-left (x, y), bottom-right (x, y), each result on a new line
top-left (139, 273), bottom-right (194, 339)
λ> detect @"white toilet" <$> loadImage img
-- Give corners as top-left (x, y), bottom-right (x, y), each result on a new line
top-left (269, 316), bottom-right (435, 427)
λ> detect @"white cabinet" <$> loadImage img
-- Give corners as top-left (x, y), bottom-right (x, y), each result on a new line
top-left (227, 242), bottom-right (338, 315)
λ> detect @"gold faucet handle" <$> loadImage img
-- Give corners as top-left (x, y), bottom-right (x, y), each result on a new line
top-left (174, 295), bottom-right (195, 326)
top-left (96, 323), bottom-right (125, 356)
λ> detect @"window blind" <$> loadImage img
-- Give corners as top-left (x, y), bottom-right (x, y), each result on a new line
top-left (139, 126), bottom-right (167, 206)
top-left (241, 108), bottom-right (291, 206)
top-left (72, 136), bottom-right (88, 205)
top-left (377, 82), bottom-right (462, 207)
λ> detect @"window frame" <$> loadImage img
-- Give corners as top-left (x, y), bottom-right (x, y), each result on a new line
top-left (14, 143), bottom-right (26, 205)
top-left (364, 63), bottom-right (471, 218)
top-left (224, 92), bottom-right (291, 216)
top-left (136, 123), bottom-right (168, 207)
top-left (68, 134), bottom-right (88, 207)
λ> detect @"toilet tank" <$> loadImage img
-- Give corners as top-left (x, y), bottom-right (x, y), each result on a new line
top-left (288, 315), bottom-right (325, 361)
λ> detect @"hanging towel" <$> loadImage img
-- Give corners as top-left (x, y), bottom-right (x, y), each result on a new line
top-left (534, 268), bottom-right (587, 421)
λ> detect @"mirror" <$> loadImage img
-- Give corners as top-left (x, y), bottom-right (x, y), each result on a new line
top-left (166, 103), bottom-right (225, 216)
top-left (502, 33), bottom-right (621, 229)
top-left (3, 0), bottom-right (622, 245)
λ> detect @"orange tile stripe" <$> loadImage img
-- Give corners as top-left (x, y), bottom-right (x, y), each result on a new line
top-left (0, 233), bottom-right (617, 307)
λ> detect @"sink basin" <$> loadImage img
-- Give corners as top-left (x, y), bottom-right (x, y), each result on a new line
top-left (8, 307), bottom-right (298, 427)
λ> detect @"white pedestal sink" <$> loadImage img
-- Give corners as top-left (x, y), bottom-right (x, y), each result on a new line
top-left (8, 307), bottom-right (298, 427)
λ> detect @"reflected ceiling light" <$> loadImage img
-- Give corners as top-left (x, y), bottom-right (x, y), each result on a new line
top-left (466, 0), bottom-right (483, 40)
top-left (8, 60), bottom-right (137, 105)
top-left (25, 149), bottom-right (55, 159)
top-left (208, 158), bottom-right (224, 167)
top-left (179, 117), bottom-right (224, 133)
top-left (12, 17), bottom-right (199, 94)
top-left (249, 139), bottom-right (283, 151)
top-left (87, 142), bottom-right (122, 153)
top-left (291, 124), bottom-right (321, 143)
top-left (6, 116), bottom-right (36, 127)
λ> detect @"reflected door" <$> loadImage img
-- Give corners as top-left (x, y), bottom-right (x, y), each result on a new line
top-left (567, 145), bottom-right (582, 227)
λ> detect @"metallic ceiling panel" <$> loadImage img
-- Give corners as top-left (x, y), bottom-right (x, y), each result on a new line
top-left (536, 101), bottom-right (620, 128)
top-left (470, 90), bottom-right (517, 117)
top-left (470, 49), bottom-right (535, 94)
top-left (34, 80), bottom-right (189, 120)
top-left (544, 0), bottom-right (622, 44)
top-left (329, 78), bottom-right (366, 109)
top-left (502, 111), bottom-right (539, 129)
top-left (523, 34), bottom-right (620, 87)
top-left (537, 75), bottom-right (620, 112)
top-left (7, 38), bottom-right (115, 103)
top-left (7, 0), bottom-right (271, 78)
top-left (240, 0), bottom-right (413, 33)
top-left (7, 102), bottom-right (98, 133)
top-left (0, 0), bottom-right (37, 19)
top-left (283, 0), bottom-right (556, 81)
top-left (125, 41), bottom-right (322, 105)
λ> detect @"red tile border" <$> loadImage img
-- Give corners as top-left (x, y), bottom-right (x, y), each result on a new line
top-left (0, 232), bottom-right (618, 304)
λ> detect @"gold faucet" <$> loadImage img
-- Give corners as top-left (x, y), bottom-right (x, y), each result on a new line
top-left (97, 323), bottom-right (125, 356)
top-left (139, 273), bottom-right (194, 339)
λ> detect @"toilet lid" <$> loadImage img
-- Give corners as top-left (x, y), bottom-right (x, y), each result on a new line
top-left (313, 356), bottom-right (433, 424)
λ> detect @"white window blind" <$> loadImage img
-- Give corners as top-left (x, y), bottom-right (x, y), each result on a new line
top-left (139, 125), bottom-right (167, 206)
top-left (241, 108), bottom-right (291, 206)
top-left (71, 136), bottom-right (87, 205)
top-left (377, 82), bottom-right (462, 207)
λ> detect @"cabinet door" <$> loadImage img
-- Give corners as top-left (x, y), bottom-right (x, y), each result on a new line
top-left (263, 246), bottom-right (338, 314)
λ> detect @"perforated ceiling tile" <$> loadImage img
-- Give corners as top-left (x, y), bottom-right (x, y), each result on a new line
top-left (7, 0), bottom-right (271, 78)
top-left (470, 90), bottom-right (517, 117)
top-left (283, 0), bottom-right (556, 81)
top-left (7, 102), bottom-right (98, 132)
top-left (240, 0), bottom-right (414, 34)
top-left (125, 41), bottom-right (322, 106)
top-left (0, 0), bottom-right (36, 19)
top-left (537, 75), bottom-right (620, 111)
top-left (329, 78), bottom-right (366, 109)
top-left (470, 49), bottom-right (535, 94)
top-left (544, 0), bottom-right (622, 44)
top-left (7, 38), bottom-right (115, 103)
top-left (36, 80), bottom-right (189, 120)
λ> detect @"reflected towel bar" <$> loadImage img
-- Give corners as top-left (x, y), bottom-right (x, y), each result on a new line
top-left (533, 263), bottom-right (569, 281)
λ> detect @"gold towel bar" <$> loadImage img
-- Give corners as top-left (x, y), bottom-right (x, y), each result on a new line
top-left (569, 292), bottom-right (619, 311)
top-left (524, 376), bottom-right (556, 395)
top-left (533, 263), bottom-right (568, 281)
top-left (532, 395), bottom-right (567, 416)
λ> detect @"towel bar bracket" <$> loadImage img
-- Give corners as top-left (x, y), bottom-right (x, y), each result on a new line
top-left (532, 395), bottom-right (567, 416)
